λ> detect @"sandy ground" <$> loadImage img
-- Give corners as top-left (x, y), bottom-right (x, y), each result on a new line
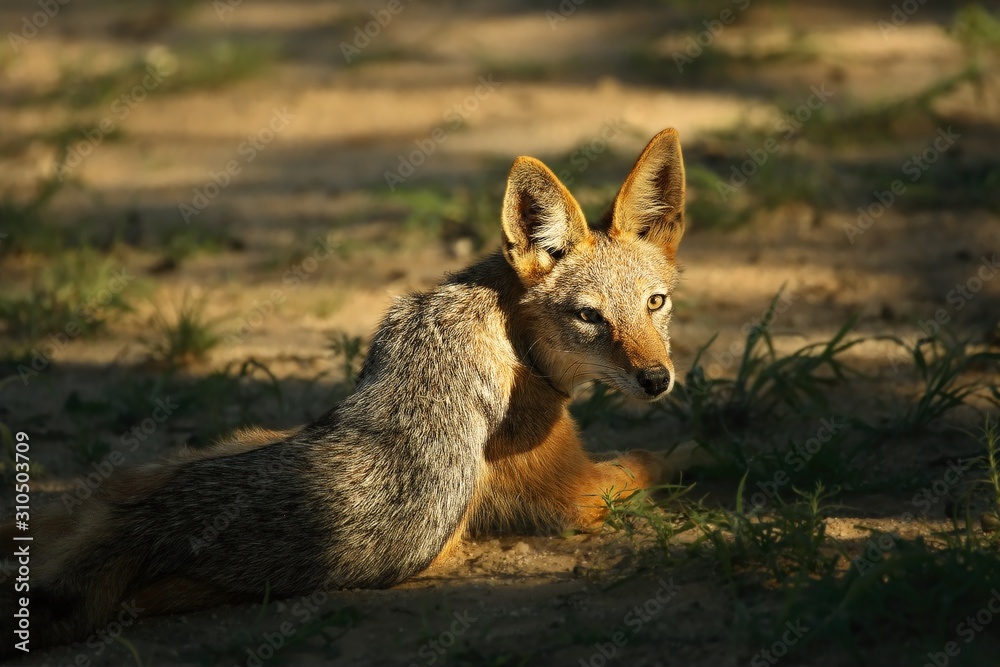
top-left (1, 0), bottom-right (999, 665)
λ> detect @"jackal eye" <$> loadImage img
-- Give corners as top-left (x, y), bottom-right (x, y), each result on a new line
top-left (647, 294), bottom-right (668, 311)
top-left (577, 307), bottom-right (604, 324)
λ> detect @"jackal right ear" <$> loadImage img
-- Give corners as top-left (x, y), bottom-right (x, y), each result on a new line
top-left (501, 156), bottom-right (590, 283)
top-left (609, 128), bottom-right (686, 258)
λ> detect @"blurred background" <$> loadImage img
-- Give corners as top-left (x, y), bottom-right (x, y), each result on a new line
top-left (2, 1), bottom-right (1000, 666)
top-left (2, 0), bottom-right (998, 381)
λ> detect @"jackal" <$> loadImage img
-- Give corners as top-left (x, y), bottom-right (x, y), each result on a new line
top-left (1, 128), bottom-right (695, 651)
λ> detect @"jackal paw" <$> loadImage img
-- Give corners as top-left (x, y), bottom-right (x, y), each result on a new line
top-left (656, 440), bottom-right (712, 482)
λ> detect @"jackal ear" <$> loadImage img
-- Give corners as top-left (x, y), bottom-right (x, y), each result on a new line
top-left (501, 156), bottom-right (589, 282)
top-left (609, 128), bottom-right (685, 257)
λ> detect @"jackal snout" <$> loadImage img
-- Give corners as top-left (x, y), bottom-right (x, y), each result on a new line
top-left (607, 314), bottom-right (677, 400)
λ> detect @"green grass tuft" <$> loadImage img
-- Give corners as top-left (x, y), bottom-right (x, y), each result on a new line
top-left (661, 292), bottom-right (862, 440)
top-left (0, 248), bottom-right (134, 350)
top-left (140, 292), bottom-right (222, 369)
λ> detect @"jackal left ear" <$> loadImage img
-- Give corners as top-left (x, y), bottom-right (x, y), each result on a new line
top-left (609, 128), bottom-right (685, 257)
top-left (501, 156), bottom-right (590, 283)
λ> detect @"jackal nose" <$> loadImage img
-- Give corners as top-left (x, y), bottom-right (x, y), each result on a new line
top-left (637, 365), bottom-right (671, 396)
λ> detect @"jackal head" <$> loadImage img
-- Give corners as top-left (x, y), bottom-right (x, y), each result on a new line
top-left (502, 128), bottom-right (685, 402)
